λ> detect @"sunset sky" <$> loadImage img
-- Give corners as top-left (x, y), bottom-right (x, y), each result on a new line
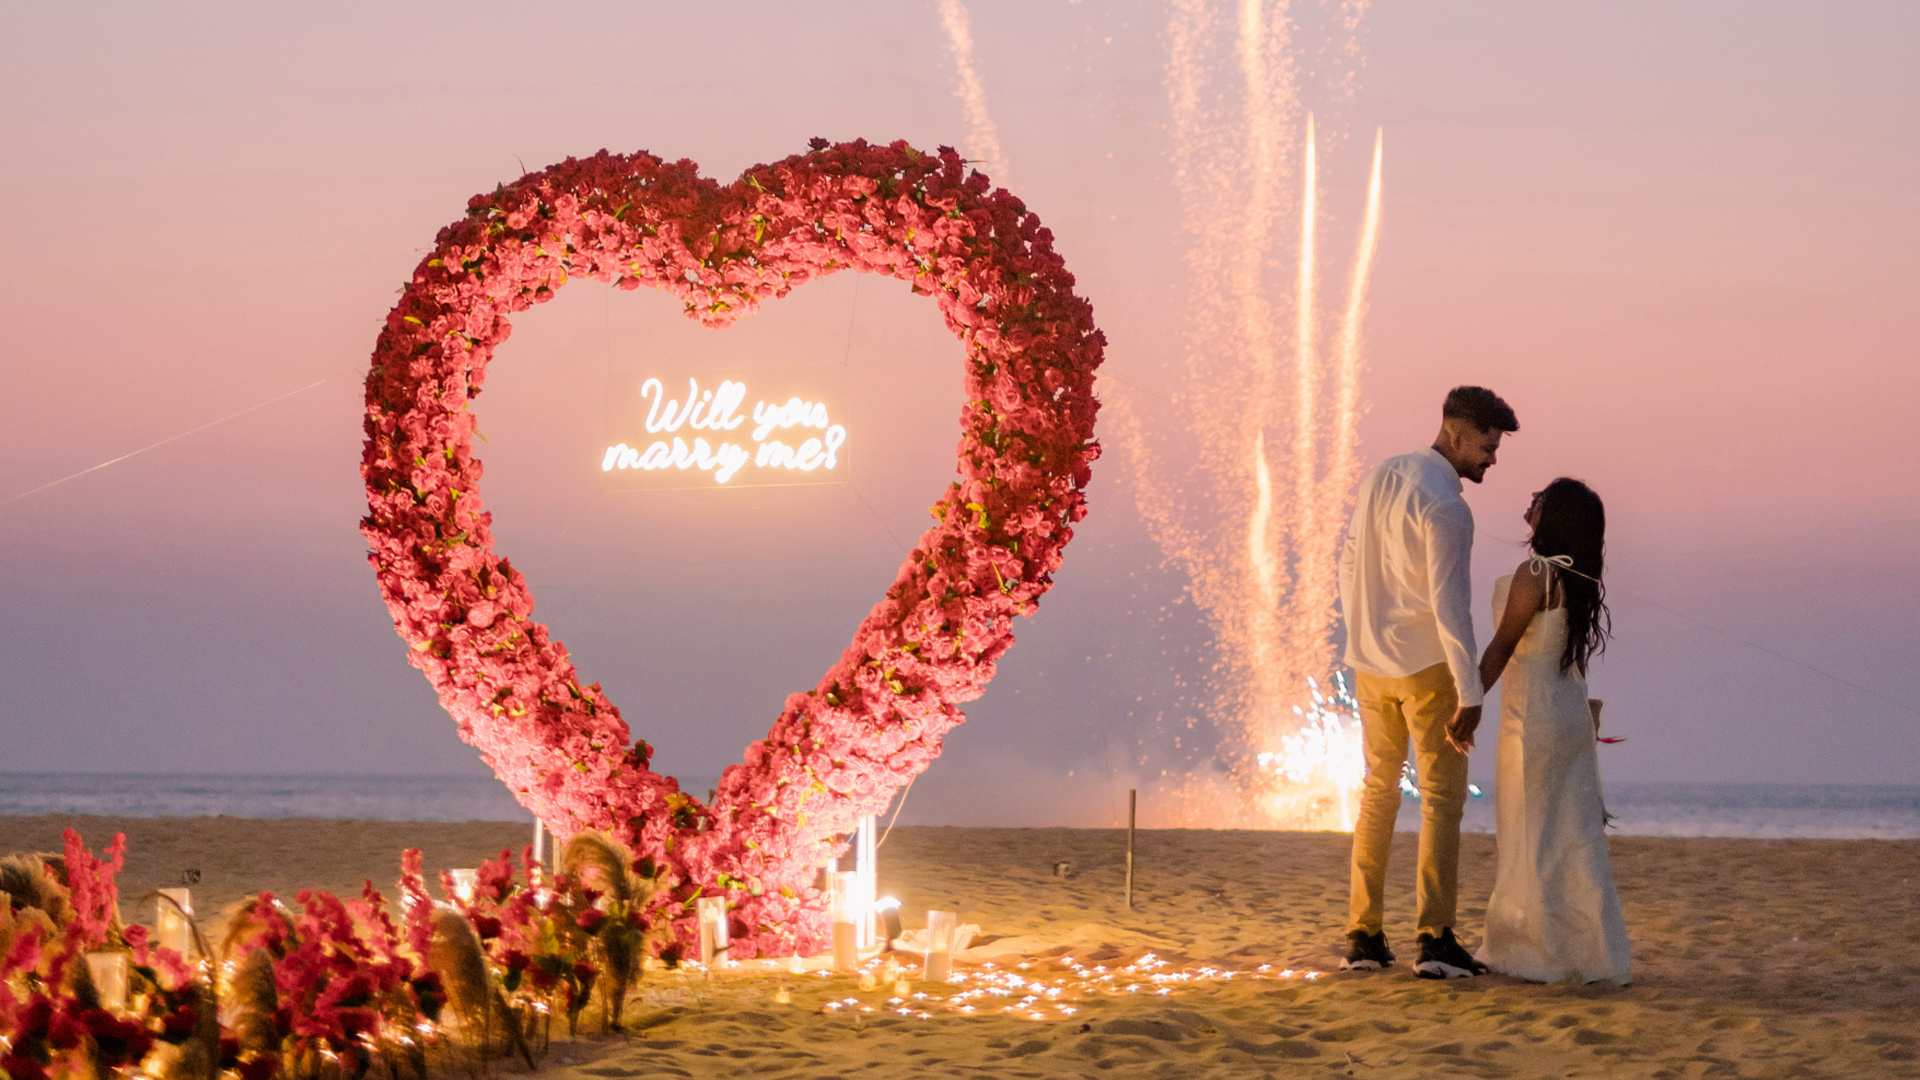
top-left (3, 1), bottom-right (1914, 825)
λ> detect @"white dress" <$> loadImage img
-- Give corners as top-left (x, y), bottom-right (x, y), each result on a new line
top-left (1477, 573), bottom-right (1632, 984)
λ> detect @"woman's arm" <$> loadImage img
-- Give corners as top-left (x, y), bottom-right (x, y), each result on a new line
top-left (1479, 561), bottom-right (1548, 692)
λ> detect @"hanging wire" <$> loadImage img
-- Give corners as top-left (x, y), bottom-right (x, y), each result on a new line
top-left (848, 482), bottom-right (912, 556)
top-left (876, 773), bottom-right (917, 848)
top-left (1488, 532), bottom-right (1917, 716)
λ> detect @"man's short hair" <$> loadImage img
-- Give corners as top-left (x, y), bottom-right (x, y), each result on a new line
top-left (1442, 386), bottom-right (1518, 433)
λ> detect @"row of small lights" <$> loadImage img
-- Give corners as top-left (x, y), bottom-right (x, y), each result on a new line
top-left (674, 952), bottom-right (1323, 1024)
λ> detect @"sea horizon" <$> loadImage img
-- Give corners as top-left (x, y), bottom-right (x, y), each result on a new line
top-left (2, 771), bottom-right (1917, 840)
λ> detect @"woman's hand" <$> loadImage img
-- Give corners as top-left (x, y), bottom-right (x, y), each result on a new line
top-left (1447, 705), bottom-right (1483, 754)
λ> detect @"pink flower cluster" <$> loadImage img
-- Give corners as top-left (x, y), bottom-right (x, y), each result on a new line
top-left (361, 139), bottom-right (1104, 956)
top-left (0, 831), bottom-right (152, 1080)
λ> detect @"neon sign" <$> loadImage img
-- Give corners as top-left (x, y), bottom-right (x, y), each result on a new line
top-left (601, 375), bottom-right (848, 487)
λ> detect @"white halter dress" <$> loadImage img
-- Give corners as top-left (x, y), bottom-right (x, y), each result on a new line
top-left (1477, 573), bottom-right (1632, 984)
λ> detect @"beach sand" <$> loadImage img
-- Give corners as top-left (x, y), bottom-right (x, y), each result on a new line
top-left (4, 815), bottom-right (1915, 1078)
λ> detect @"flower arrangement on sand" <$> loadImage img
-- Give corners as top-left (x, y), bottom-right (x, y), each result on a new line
top-left (0, 830), bottom-right (662, 1080)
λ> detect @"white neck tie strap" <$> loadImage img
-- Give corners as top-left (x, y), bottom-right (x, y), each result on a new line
top-left (1527, 551), bottom-right (1603, 584)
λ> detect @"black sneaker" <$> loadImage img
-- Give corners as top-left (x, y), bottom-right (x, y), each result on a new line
top-left (1413, 928), bottom-right (1488, 979)
top-left (1339, 930), bottom-right (1395, 971)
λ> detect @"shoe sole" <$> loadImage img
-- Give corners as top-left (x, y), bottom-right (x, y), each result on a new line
top-left (1414, 960), bottom-right (1482, 980)
top-left (1339, 958), bottom-right (1386, 971)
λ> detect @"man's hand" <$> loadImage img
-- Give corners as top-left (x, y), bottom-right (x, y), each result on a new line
top-left (1446, 705), bottom-right (1483, 755)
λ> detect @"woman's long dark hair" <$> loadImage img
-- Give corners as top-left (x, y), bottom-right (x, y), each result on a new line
top-left (1529, 477), bottom-right (1612, 675)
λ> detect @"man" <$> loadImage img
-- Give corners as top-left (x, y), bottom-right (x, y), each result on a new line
top-left (1336, 385), bottom-right (1518, 979)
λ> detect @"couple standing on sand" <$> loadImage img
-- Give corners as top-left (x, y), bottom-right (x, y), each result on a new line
top-left (1334, 386), bottom-right (1631, 985)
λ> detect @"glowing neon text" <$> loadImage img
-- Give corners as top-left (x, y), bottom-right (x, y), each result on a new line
top-left (602, 377), bottom-right (847, 485)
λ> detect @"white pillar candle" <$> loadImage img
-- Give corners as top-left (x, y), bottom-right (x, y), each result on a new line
top-left (829, 871), bottom-right (859, 972)
top-left (854, 815), bottom-right (878, 949)
top-left (696, 896), bottom-right (729, 966)
top-left (85, 952), bottom-right (128, 1011)
top-left (156, 888), bottom-right (194, 958)
top-left (924, 909), bottom-right (956, 983)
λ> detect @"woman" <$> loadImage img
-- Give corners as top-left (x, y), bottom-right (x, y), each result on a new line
top-left (1474, 477), bottom-right (1631, 984)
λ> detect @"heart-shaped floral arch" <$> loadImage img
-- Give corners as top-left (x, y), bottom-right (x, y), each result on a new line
top-left (361, 139), bottom-right (1102, 956)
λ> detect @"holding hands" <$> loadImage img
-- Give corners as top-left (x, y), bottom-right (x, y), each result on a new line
top-left (1447, 705), bottom-right (1482, 755)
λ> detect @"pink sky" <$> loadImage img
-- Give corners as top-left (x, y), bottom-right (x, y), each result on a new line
top-left (2, 1), bottom-right (1914, 822)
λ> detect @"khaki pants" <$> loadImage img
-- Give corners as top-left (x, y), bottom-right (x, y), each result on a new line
top-left (1349, 663), bottom-right (1469, 939)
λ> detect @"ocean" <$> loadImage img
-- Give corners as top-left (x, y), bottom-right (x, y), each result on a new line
top-left (2, 773), bottom-right (1917, 840)
top-left (1431, 782), bottom-right (1920, 840)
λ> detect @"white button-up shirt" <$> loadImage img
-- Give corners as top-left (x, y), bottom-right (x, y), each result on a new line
top-left (1338, 446), bottom-right (1483, 708)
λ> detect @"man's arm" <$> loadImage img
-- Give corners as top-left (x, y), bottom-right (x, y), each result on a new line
top-left (1337, 504), bottom-right (1361, 634)
top-left (1424, 497), bottom-right (1483, 710)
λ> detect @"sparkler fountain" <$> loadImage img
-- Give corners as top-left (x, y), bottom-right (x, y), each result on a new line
top-left (1111, 0), bottom-right (1383, 830)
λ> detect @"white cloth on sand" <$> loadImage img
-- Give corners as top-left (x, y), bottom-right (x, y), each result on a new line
top-left (1478, 573), bottom-right (1632, 985)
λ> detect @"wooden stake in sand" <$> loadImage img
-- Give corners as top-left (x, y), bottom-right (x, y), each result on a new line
top-left (1125, 788), bottom-right (1137, 910)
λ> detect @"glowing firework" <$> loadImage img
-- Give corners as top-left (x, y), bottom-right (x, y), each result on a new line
top-left (1109, 3), bottom-right (1382, 830)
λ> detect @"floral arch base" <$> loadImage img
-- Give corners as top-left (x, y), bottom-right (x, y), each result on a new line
top-left (360, 140), bottom-right (1103, 957)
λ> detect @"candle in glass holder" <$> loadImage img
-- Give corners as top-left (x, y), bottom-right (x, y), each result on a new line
top-left (696, 896), bottom-right (729, 966)
top-left (85, 952), bottom-right (129, 1011)
top-left (156, 888), bottom-right (194, 958)
top-left (924, 910), bottom-right (956, 982)
top-left (447, 869), bottom-right (478, 904)
top-left (829, 871), bottom-right (859, 972)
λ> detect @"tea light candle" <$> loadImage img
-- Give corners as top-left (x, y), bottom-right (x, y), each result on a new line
top-left (85, 952), bottom-right (128, 1011)
top-left (156, 888), bottom-right (194, 958)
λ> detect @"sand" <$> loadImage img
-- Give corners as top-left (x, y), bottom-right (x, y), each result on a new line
top-left (4, 814), bottom-right (1916, 1079)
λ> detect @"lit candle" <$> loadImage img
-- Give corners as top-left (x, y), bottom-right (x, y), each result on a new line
top-left (924, 910), bottom-right (956, 983)
top-left (829, 871), bottom-right (860, 973)
top-left (156, 888), bottom-right (194, 958)
top-left (853, 816), bottom-right (877, 950)
top-left (696, 896), bottom-right (729, 966)
top-left (85, 952), bottom-right (128, 1011)
top-left (447, 869), bottom-right (478, 904)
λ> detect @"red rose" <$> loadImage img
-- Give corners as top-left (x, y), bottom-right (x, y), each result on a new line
top-left (1, 1053), bottom-right (49, 1080)
top-left (575, 909), bottom-right (606, 932)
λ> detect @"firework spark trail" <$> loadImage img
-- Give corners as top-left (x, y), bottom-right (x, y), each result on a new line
top-left (1120, 2), bottom-right (1379, 829)
top-left (1235, 0), bottom-right (1283, 420)
top-left (1326, 129), bottom-right (1385, 566)
top-left (1234, 0), bottom-right (1309, 786)
top-left (1284, 115), bottom-right (1327, 676)
top-left (1248, 429), bottom-right (1280, 653)
top-left (936, 0), bottom-right (1007, 181)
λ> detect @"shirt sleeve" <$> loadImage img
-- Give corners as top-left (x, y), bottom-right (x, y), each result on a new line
top-left (1423, 495), bottom-right (1483, 708)
top-left (1337, 505), bottom-right (1360, 631)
